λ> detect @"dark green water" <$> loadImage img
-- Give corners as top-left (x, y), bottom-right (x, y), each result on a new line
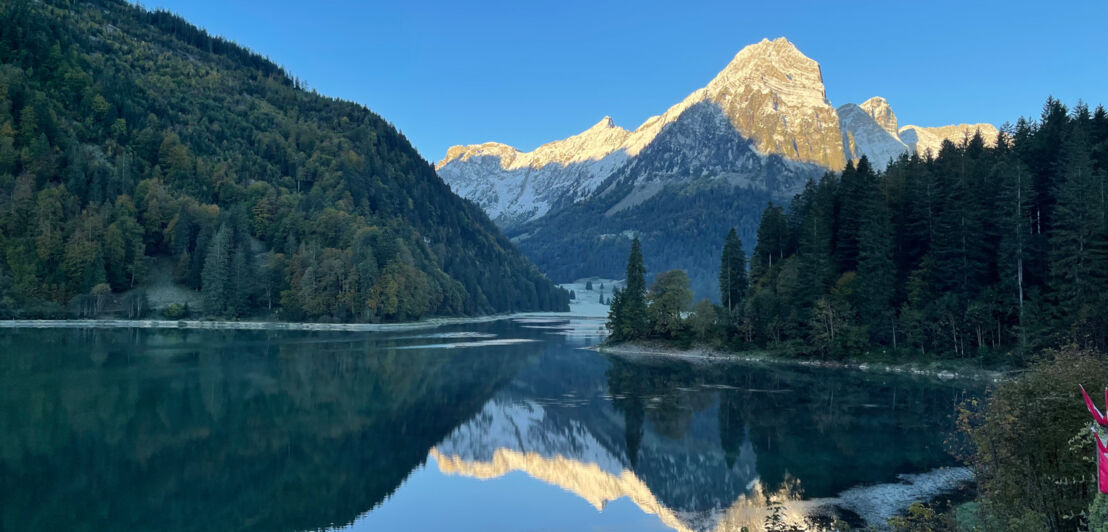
top-left (0, 318), bottom-right (980, 531)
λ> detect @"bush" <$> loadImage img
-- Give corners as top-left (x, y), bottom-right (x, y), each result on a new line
top-left (958, 346), bottom-right (1107, 531)
top-left (1089, 493), bottom-right (1108, 532)
top-left (163, 303), bottom-right (189, 320)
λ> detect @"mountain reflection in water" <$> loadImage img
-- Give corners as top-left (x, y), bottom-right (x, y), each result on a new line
top-left (0, 318), bottom-right (979, 531)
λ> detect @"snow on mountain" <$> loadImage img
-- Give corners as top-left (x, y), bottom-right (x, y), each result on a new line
top-left (838, 98), bottom-right (909, 170)
top-left (436, 117), bottom-right (632, 227)
top-left (859, 96), bottom-right (899, 135)
top-left (435, 38), bottom-right (998, 300)
top-left (899, 123), bottom-right (1000, 158)
top-left (437, 37), bottom-right (842, 227)
top-left (602, 100), bottom-right (824, 213)
top-left (437, 37), bottom-right (998, 230)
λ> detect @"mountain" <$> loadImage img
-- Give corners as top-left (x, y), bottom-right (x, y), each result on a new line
top-left (899, 122), bottom-right (1000, 157)
top-left (0, 0), bottom-right (567, 321)
top-left (838, 97), bottom-right (909, 169)
top-left (438, 38), bottom-right (841, 231)
top-left (437, 38), bottom-right (998, 299)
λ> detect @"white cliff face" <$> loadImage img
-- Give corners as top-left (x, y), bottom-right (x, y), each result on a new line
top-left (838, 101), bottom-right (909, 170)
top-left (839, 97), bottom-right (1001, 170)
top-left (859, 96), bottom-right (899, 135)
top-left (899, 123), bottom-right (999, 158)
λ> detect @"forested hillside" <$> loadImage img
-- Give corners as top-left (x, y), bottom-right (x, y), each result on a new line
top-left (611, 98), bottom-right (1108, 362)
top-left (0, 0), bottom-right (567, 321)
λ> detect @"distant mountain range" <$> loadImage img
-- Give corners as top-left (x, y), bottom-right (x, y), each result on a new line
top-left (436, 38), bottom-right (997, 298)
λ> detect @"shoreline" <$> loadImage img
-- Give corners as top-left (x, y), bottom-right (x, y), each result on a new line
top-left (594, 341), bottom-right (1009, 382)
top-left (0, 312), bottom-right (608, 333)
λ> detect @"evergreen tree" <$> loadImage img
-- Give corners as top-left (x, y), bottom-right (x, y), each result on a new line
top-left (718, 228), bottom-right (747, 316)
top-left (608, 237), bottom-right (648, 340)
top-left (993, 136), bottom-right (1035, 346)
top-left (750, 203), bottom-right (788, 279)
top-left (833, 160), bottom-right (864, 272)
top-left (201, 224), bottom-right (231, 315)
top-left (853, 157), bottom-right (896, 344)
top-left (1049, 118), bottom-right (1108, 333)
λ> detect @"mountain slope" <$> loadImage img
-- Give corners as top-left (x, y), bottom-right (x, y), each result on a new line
top-left (0, 0), bottom-right (566, 320)
top-left (436, 38), bottom-right (999, 299)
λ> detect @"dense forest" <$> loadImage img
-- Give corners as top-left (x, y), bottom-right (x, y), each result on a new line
top-left (0, 0), bottom-right (567, 322)
top-left (610, 98), bottom-right (1108, 363)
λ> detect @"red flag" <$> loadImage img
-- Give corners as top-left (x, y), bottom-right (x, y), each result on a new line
top-left (1081, 385), bottom-right (1108, 427)
top-left (1097, 433), bottom-right (1108, 494)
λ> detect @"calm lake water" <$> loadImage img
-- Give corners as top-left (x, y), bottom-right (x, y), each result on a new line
top-left (0, 317), bottom-right (980, 531)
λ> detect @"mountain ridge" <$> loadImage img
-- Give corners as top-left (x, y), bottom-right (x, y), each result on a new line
top-left (0, 0), bottom-right (568, 321)
top-left (439, 37), bottom-right (997, 228)
top-left (435, 37), bottom-right (1001, 299)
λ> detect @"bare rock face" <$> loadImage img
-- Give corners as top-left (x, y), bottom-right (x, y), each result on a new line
top-left (701, 37), bottom-right (845, 171)
top-left (434, 38), bottom-right (998, 300)
top-left (859, 97), bottom-right (899, 136)
top-left (436, 37), bottom-right (844, 227)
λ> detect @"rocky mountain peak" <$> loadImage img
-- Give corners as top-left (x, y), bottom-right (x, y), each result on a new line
top-left (859, 96), bottom-right (898, 135)
top-left (589, 115), bottom-right (617, 130)
top-left (698, 36), bottom-right (844, 170)
top-left (438, 142), bottom-right (520, 168)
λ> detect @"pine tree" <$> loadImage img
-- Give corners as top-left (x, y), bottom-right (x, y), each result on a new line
top-left (718, 228), bottom-right (747, 315)
top-left (750, 203), bottom-right (788, 280)
top-left (854, 158), bottom-right (896, 344)
top-left (201, 224), bottom-right (232, 316)
top-left (993, 136), bottom-right (1035, 345)
top-left (608, 237), bottom-right (648, 340)
top-left (230, 242), bottom-right (255, 317)
top-left (1049, 117), bottom-right (1107, 326)
top-left (834, 160), bottom-right (864, 272)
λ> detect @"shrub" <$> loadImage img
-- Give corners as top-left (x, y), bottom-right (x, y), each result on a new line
top-left (163, 303), bottom-right (189, 320)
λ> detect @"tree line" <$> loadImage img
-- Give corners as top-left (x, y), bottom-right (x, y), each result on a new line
top-left (610, 97), bottom-right (1108, 364)
top-left (0, 0), bottom-right (567, 321)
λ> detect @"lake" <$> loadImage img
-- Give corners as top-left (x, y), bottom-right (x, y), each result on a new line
top-left (0, 317), bottom-right (980, 531)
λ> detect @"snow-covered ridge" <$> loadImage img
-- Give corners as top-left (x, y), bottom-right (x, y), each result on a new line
top-left (838, 101), bottom-right (909, 170)
top-left (899, 123), bottom-right (999, 158)
top-left (437, 37), bottom-right (997, 227)
top-left (840, 98), bottom-right (999, 170)
top-left (437, 116), bottom-right (631, 170)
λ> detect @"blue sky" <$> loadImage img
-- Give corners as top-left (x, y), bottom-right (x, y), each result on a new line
top-left (139, 0), bottom-right (1106, 163)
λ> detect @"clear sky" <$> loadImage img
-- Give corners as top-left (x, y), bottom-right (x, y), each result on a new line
top-left (139, 0), bottom-right (1107, 163)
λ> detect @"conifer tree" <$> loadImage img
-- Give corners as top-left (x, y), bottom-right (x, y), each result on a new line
top-left (608, 237), bottom-right (648, 340)
top-left (750, 203), bottom-right (788, 279)
top-left (993, 135), bottom-right (1035, 344)
top-left (853, 157), bottom-right (896, 344)
top-left (202, 224), bottom-right (232, 315)
top-left (718, 228), bottom-right (747, 315)
top-left (1049, 117), bottom-right (1107, 324)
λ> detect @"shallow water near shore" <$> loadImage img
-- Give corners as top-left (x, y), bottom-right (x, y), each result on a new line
top-left (0, 317), bottom-right (981, 531)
